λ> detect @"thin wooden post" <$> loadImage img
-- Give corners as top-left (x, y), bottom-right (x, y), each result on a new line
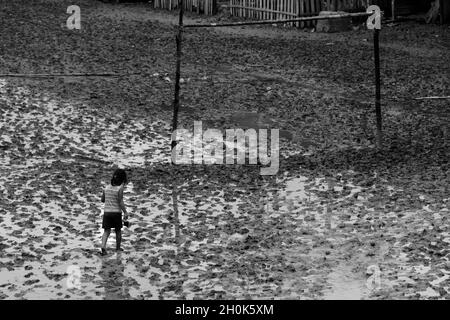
top-left (374, 28), bottom-right (382, 149)
top-left (171, 0), bottom-right (185, 150)
top-left (257, 0), bottom-right (260, 20)
top-left (310, 0), bottom-right (316, 26)
top-left (391, 0), bottom-right (395, 20)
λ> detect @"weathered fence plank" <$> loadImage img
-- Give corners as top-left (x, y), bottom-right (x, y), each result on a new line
top-left (155, 0), bottom-right (217, 15)
top-left (229, 0), bottom-right (368, 27)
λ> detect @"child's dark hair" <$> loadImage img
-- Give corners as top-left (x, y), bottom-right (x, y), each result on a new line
top-left (111, 169), bottom-right (127, 186)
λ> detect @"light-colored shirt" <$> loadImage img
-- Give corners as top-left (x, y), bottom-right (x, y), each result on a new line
top-left (104, 185), bottom-right (122, 213)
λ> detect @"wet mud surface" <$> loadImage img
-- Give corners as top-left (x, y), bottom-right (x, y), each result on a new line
top-left (0, 0), bottom-right (449, 299)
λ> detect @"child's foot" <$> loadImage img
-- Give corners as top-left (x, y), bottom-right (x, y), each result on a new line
top-left (101, 248), bottom-right (107, 256)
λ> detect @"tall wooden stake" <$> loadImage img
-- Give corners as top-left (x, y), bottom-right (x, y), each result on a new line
top-left (171, 0), bottom-right (185, 151)
top-left (391, 0), bottom-right (395, 20)
top-left (374, 28), bottom-right (382, 149)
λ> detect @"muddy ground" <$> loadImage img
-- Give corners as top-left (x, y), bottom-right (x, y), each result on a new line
top-left (0, 0), bottom-right (449, 299)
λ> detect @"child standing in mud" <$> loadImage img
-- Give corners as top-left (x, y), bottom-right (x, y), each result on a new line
top-left (100, 169), bottom-right (129, 255)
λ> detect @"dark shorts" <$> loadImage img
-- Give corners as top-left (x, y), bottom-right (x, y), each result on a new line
top-left (102, 212), bottom-right (122, 230)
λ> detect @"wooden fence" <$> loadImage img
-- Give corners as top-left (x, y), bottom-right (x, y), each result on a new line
top-left (229, 0), bottom-right (370, 27)
top-left (153, 0), bottom-right (218, 15)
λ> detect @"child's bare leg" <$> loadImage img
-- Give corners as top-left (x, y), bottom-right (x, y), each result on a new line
top-left (115, 229), bottom-right (122, 250)
top-left (101, 228), bottom-right (111, 250)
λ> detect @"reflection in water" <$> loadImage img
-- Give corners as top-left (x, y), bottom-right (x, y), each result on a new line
top-left (172, 184), bottom-right (180, 251)
top-left (169, 183), bottom-right (184, 297)
top-left (99, 253), bottom-right (131, 300)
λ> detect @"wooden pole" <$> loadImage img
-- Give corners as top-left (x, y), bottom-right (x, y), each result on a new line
top-left (172, 0), bottom-right (184, 151)
top-left (391, 0), bottom-right (395, 20)
top-left (374, 28), bottom-right (382, 149)
top-left (184, 11), bottom-right (370, 27)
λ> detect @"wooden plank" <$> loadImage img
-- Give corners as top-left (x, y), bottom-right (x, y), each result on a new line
top-left (227, 5), bottom-right (299, 17)
top-left (285, 0), bottom-right (287, 21)
top-left (261, 0), bottom-right (263, 20)
top-left (294, 0), bottom-right (297, 26)
top-left (274, 0), bottom-right (281, 20)
top-left (284, 0), bottom-right (287, 25)
top-left (255, 0), bottom-right (262, 20)
top-left (290, 0), bottom-right (293, 24)
top-left (269, 0), bottom-right (278, 20)
top-left (261, 0), bottom-right (263, 19)
top-left (273, 0), bottom-right (276, 20)
top-left (291, 0), bottom-right (295, 26)
top-left (262, 0), bottom-right (265, 20)
top-left (305, 0), bottom-right (310, 26)
top-left (252, 0), bottom-right (254, 19)
top-left (288, 0), bottom-right (292, 26)
top-left (310, 0), bottom-right (315, 26)
top-left (300, 0), bottom-right (304, 28)
top-left (287, 0), bottom-right (289, 24)
top-left (257, 0), bottom-right (260, 20)
top-left (271, 0), bottom-right (273, 17)
top-left (272, 0), bottom-right (275, 20)
top-left (184, 11), bottom-right (372, 27)
top-left (280, 0), bottom-right (282, 21)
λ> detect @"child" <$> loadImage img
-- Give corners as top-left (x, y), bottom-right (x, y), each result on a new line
top-left (100, 169), bottom-right (129, 255)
